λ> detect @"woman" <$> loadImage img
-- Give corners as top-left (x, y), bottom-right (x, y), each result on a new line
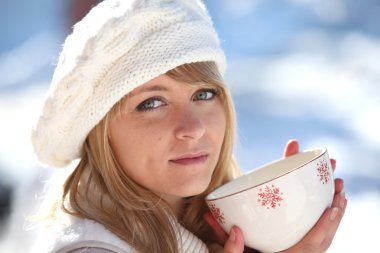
top-left (31, 0), bottom-right (346, 252)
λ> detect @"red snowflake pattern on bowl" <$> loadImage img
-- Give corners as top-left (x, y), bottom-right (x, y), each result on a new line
top-left (317, 160), bottom-right (330, 184)
top-left (257, 184), bottom-right (284, 209)
top-left (209, 203), bottom-right (226, 224)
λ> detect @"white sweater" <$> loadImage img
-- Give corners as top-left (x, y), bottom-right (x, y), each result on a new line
top-left (32, 216), bottom-right (209, 253)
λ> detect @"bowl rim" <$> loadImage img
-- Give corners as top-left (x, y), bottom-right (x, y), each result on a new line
top-left (206, 147), bottom-right (328, 201)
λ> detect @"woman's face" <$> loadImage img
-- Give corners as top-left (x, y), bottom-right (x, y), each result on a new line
top-left (109, 74), bottom-right (226, 202)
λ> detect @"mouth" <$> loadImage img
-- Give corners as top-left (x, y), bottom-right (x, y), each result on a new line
top-left (169, 152), bottom-right (209, 166)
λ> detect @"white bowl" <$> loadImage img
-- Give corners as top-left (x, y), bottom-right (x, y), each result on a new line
top-left (206, 148), bottom-right (334, 252)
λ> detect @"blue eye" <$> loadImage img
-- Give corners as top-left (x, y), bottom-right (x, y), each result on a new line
top-left (136, 98), bottom-right (165, 111)
top-left (193, 89), bottom-right (218, 101)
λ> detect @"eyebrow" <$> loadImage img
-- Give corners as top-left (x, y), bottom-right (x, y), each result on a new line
top-left (128, 84), bottom-right (169, 98)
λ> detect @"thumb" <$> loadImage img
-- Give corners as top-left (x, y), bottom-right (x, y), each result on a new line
top-left (204, 211), bottom-right (228, 244)
top-left (224, 226), bottom-right (244, 253)
top-left (283, 139), bottom-right (299, 157)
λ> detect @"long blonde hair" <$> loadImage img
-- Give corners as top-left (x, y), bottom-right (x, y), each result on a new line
top-left (61, 61), bottom-right (240, 252)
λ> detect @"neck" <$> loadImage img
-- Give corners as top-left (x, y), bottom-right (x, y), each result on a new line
top-left (160, 194), bottom-right (184, 218)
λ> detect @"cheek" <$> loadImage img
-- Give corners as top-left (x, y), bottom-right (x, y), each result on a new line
top-left (109, 119), bottom-right (143, 168)
top-left (109, 125), bottom-right (160, 186)
top-left (208, 106), bottom-right (227, 144)
top-left (110, 118), bottom-right (167, 167)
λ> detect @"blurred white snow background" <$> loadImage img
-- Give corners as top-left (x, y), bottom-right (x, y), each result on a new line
top-left (1, 0), bottom-right (379, 252)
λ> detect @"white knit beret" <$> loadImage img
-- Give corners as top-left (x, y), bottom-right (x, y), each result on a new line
top-left (32, 0), bottom-right (226, 168)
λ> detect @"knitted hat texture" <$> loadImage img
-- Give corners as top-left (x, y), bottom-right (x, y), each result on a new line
top-left (31, 0), bottom-right (226, 168)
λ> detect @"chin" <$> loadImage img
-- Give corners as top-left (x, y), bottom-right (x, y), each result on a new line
top-left (167, 171), bottom-right (213, 198)
top-left (178, 182), bottom-right (210, 198)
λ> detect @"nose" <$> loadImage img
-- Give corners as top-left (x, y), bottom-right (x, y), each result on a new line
top-left (174, 106), bottom-right (206, 140)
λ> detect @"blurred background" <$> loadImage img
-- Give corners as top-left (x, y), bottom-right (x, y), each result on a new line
top-left (0, 0), bottom-right (379, 252)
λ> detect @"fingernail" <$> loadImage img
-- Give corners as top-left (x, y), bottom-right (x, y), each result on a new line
top-left (330, 207), bottom-right (339, 221)
top-left (229, 227), bottom-right (236, 243)
top-left (340, 191), bottom-right (346, 209)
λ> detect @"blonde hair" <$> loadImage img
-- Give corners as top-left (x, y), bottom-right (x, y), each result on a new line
top-left (61, 61), bottom-right (240, 252)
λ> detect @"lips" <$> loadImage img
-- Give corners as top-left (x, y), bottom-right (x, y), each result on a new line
top-left (170, 152), bottom-right (209, 166)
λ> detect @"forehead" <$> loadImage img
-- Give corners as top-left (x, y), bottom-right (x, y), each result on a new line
top-left (128, 74), bottom-right (213, 97)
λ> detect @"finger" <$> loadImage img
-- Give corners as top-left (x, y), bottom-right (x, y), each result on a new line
top-left (334, 178), bottom-right (344, 194)
top-left (300, 192), bottom-right (347, 251)
top-left (223, 226), bottom-right (245, 253)
top-left (330, 158), bottom-right (336, 172)
top-left (331, 190), bottom-right (346, 210)
top-left (283, 139), bottom-right (299, 157)
top-left (204, 211), bottom-right (228, 243)
top-left (318, 197), bottom-right (347, 250)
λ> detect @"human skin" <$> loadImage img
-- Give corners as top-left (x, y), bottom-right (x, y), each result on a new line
top-left (204, 140), bottom-right (347, 253)
top-left (108, 74), bottom-right (226, 215)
